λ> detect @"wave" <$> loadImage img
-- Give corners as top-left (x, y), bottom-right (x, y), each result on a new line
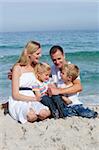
top-left (0, 51), bottom-right (99, 63)
top-left (0, 45), bottom-right (23, 49)
top-left (66, 50), bottom-right (99, 55)
top-left (0, 43), bottom-right (53, 50)
top-left (42, 44), bottom-right (52, 47)
top-left (42, 51), bottom-right (99, 61)
top-left (0, 55), bottom-right (19, 63)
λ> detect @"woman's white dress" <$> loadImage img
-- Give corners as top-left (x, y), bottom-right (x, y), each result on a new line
top-left (9, 72), bottom-right (49, 124)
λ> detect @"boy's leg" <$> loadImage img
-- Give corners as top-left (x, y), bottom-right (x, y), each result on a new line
top-left (73, 105), bottom-right (98, 118)
top-left (63, 105), bottom-right (78, 117)
top-left (41, 95), bottom-right (59, 119)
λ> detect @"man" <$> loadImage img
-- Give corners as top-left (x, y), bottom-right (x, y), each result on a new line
top-left (49, 45), bottom-right (83, 95)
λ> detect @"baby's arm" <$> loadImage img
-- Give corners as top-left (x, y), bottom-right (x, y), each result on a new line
top-left (62, 96), bottom-right (72, 105)
top-left (34, 91), bottom-right (42, 101)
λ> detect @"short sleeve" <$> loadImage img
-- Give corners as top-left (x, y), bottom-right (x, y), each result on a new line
top-left (32, 82), bottom-right (40, 92)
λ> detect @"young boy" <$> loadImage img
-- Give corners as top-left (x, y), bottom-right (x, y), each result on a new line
top-left (60, 64), bottom-right (98, 118)
top-left (32, 62), bottom-right (65, 118)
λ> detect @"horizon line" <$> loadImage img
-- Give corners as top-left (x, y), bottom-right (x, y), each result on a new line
top-left (0, 28), bottom-right (99, 33)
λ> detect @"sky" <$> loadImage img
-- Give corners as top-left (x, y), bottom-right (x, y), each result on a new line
top-left (0, 0), bottom-right (99, 32)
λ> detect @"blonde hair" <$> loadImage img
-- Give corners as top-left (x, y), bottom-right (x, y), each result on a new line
top-left (17, 41), bottom-right (41, 66)
top-left (62, 64), bottom-right (79, 82)
top-left (34, 62), bottom-right (51, 80)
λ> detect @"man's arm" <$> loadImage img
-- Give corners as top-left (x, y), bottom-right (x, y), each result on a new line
top-left (60, 79), bottom-right (82, 95)
top-left (8, 68), bottom-right (12, 80)
top-left (49, 79), bottom-right (83, 95)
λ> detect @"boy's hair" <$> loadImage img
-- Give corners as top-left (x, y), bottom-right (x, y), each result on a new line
top-left (49, 45), bottom-right (64, 56)
top-left (62, 64), bottom-right (80, 82)
top-left (34, 62), bottom-right (51, 77)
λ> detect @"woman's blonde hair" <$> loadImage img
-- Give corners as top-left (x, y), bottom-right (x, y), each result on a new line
top-left (62, 64), bottom-right (80, 82)
top-left (34, 62), bottom-right (51, 80)
top-left (17, 41), bottom-right (41, 66)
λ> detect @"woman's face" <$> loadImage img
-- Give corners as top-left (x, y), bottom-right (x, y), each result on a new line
top-left (30, 48), bottom-right (42, 65)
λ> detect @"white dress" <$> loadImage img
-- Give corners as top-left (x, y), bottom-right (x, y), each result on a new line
top-left (9, 72), bottom-right (49, 124)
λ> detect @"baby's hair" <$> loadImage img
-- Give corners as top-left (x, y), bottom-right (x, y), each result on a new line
top-left (62, 64), bottom-right (80, 82)
top-left (41, 62), bottom-right (51, 72)
top-left (34, 62), bottom-right (51, 79)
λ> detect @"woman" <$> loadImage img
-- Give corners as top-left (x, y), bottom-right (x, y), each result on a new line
top-left (9, 41), bottom-right (51, 123)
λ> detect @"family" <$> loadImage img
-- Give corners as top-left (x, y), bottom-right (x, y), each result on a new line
top-left (8, 40), bottom-right (98, 124)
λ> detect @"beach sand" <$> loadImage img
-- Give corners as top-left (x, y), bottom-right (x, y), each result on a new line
top-left (0, 105), bottom-right (99, 150)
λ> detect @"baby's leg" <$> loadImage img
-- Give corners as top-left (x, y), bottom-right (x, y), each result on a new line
top-left (41, 95), bottom-right (59, 119)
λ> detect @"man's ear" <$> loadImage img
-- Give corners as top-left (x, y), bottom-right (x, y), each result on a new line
top-left (63, 54), bottom-right (65, 59)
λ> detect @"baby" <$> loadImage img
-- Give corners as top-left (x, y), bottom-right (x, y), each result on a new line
top-left (32, 62), bottom-right (60, 118)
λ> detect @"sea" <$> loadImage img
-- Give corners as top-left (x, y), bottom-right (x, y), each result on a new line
top-left (0, 30), bottom-right (99, 104)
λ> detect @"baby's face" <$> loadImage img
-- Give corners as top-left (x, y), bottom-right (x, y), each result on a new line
top-left (39, 71), bottom-right (50, 82)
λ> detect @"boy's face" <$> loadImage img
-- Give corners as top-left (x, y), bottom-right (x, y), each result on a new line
top-left (60, 69), bottom-right (69, 82)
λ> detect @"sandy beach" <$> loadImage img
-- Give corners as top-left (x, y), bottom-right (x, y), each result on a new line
top-left (0, 105), bottom-right (99, 150)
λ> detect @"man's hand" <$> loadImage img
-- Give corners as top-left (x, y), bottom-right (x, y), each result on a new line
top-left (8, 69), bottom-right (12, 80)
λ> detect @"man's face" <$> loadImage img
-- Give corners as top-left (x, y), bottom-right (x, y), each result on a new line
top-left (51, 50), bottom-right (65, 69)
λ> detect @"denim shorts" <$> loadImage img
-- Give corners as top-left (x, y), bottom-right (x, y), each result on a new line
top-left (63, 104), bottom-right (98, 118)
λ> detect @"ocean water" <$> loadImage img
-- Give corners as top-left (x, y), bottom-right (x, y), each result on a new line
top-left (0, 30), bottom-right (99, 104)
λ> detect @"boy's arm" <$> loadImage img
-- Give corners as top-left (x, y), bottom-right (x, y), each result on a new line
top-left (62, 96), bottom-right (72, 105)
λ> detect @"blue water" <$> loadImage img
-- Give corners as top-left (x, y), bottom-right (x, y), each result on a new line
top-left (0, 30), bottom-right (99, 104)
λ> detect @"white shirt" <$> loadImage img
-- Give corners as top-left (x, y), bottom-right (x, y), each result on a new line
top-left (51, 63), bottom-right (82, 106)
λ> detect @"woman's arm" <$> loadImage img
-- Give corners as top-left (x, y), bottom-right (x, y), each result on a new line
top-left (12, 65), bottom-right (37, 102)
top-left (48, 79), bottom-right (83, 95)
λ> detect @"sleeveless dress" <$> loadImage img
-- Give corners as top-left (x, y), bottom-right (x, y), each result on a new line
top-left (9, 72), bottom-right (49, 124)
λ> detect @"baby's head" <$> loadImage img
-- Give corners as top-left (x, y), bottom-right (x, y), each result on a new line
top-left (61, 64), bottom-right (80, 83)
top-left (34, 62), bottom-right (51, 82)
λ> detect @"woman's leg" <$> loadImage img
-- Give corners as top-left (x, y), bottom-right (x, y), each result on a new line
top-left (38, 109), bottom-right (51, 120)
top-left (27, 108), bottom-right (38, 123)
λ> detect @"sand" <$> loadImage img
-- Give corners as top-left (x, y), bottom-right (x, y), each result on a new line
top-left (0, 105), bottom-right (99, 150)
